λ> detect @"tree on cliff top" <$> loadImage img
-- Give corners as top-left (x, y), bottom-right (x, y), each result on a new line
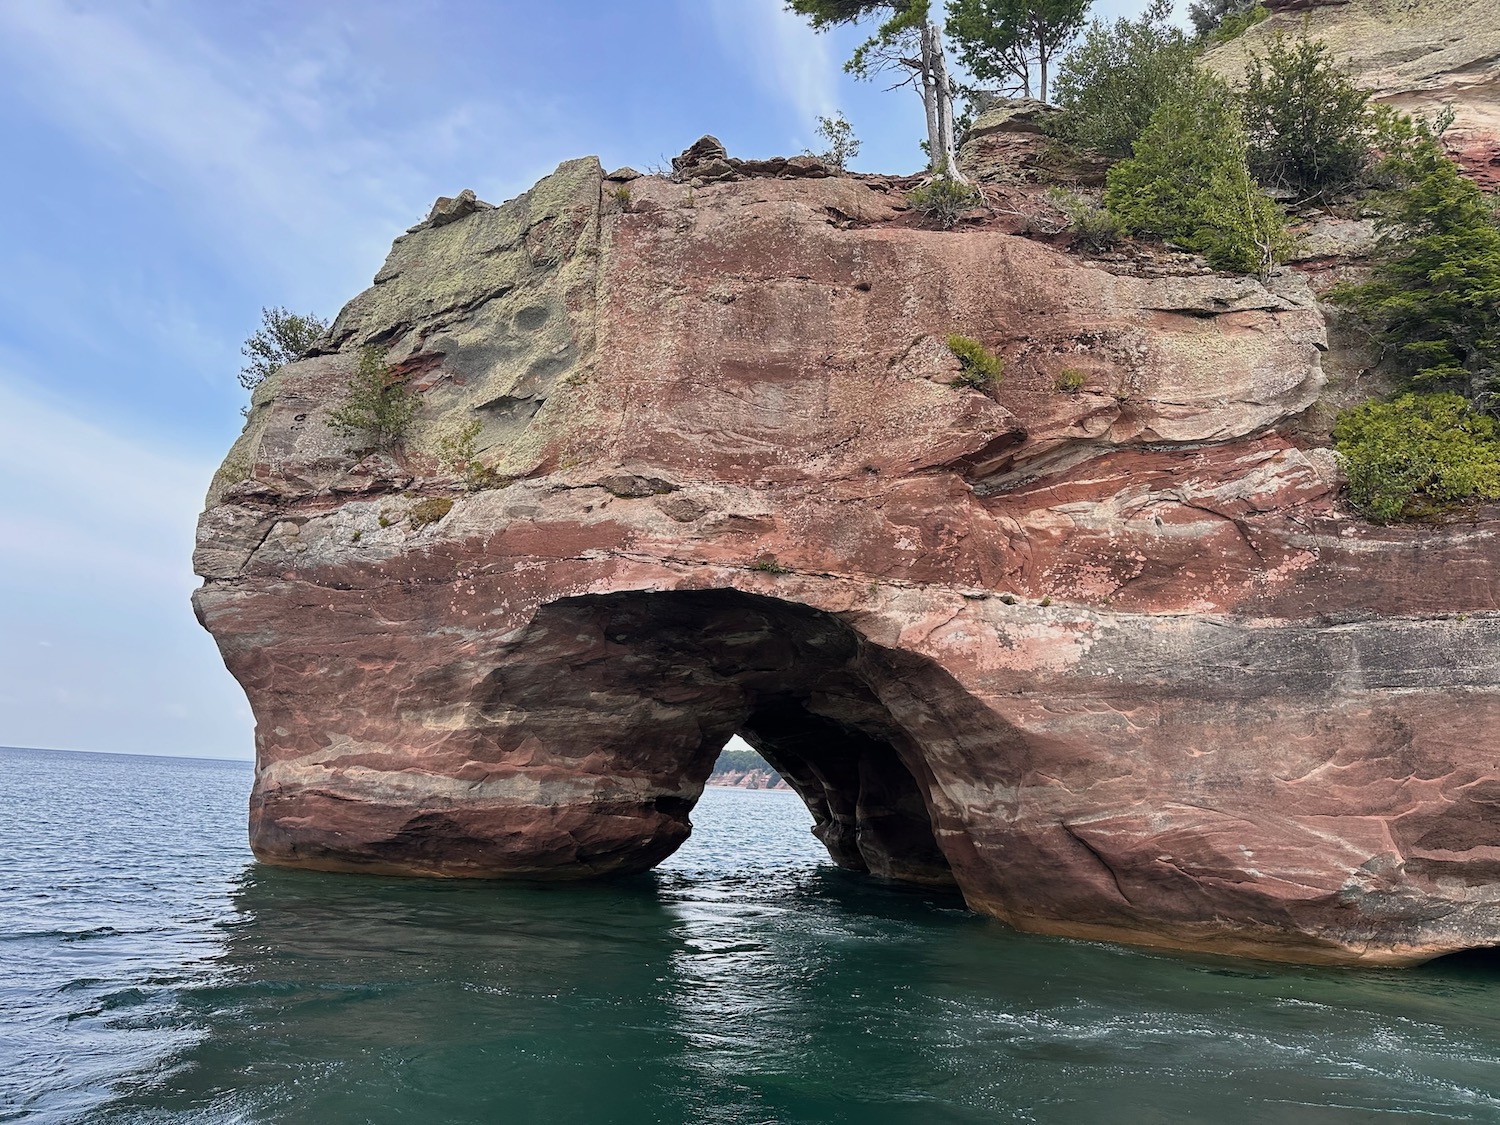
top-left (1241, 32), bottom-right (1375, 201)
top-left (239, 307), bottom-right (328, 392)
top-left (945, 0), bottom-right (1092, 104)
top-left (1188, 0), bottom-right (1257, 39)
top-left (1104, 70), bottom-right (1292, 276)
top-left (1049, 0), bottom-right (1196, 158)
top-left (787, 0), bottom-right (968, 179)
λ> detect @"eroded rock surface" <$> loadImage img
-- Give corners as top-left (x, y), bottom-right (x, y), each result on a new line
top-left (196, 142), bottom-right (1500, 966)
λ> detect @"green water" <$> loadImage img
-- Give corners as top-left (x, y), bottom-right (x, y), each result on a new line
top-left (5, 746), bottom-right (1500, 1123)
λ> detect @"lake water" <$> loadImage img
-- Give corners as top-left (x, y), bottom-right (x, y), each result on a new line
top-left (4, 746), bottom-right (1500, 1123)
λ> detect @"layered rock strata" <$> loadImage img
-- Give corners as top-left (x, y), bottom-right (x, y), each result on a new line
top-left (196, 150), bottom-right (1500, 966)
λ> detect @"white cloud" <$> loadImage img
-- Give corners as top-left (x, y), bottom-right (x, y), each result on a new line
top-left (701, 0), bottom-right (839, 125)
top-left (0, 376), bottom-right (253, 758)
top-left (0, 2), bottom-right (430, 295)
top-left (0, 377), bottom-right (212, 590)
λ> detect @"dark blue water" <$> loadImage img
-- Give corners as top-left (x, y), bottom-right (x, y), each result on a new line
top-left (4, 746), bottom-right (1500, 1123)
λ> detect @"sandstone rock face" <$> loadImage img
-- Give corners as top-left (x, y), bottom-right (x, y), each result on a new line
top-left (1205, 0), bottom-right (1500, 188)
top-left (196, 150), bottom-right (1500, 966)
top-left (958, 98), bottom-right (1111, 185)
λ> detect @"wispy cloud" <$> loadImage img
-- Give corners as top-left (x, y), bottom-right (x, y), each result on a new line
top-left (0, 376), bottom-right (212, 590)
top-left (0, 375), bottom-right (253, 756)
top-left (700, 0), bottom-right (839, 126)
top-left (0, 2), bottom-right (451, 298)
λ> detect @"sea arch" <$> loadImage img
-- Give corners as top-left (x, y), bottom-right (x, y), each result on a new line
top-left (248, 589), bottom-right (1018, 893)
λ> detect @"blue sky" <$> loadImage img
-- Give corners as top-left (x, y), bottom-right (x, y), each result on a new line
top-left (0, 0), bottom-right (1151, 760)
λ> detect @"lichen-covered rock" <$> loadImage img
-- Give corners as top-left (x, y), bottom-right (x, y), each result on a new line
top-left (196, 147), bottom-right (1500, 966)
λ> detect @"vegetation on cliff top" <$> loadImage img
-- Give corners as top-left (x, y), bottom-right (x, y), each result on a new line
top-left (239, 307), bottom-right (327, 392)
top-left (1104, 70), bottom-right (1291, 276)
top-left (1050, 0), bottom-right (1194, 160)
top-left (788, 0), bottom-right (967, 178)
top-left (1190, 0), bottom-right (1267, 43)
top-left (808, 112), bottom-right (861, 170)
top-left (908, 175), bottom-right (984, 226)
top-left (946, 0), bottom-right (1092, 104)
top-left (1049, 17), bottom-right (1401, 275)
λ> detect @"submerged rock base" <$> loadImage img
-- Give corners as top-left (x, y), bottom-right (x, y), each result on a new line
top-left (196, 152), bottom-right (1500, 966)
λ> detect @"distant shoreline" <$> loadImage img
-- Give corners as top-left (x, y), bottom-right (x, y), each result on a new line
top-left (0, 744), bottom-right (252, 766)
top-left (706, 769), bottom-right (789, 791)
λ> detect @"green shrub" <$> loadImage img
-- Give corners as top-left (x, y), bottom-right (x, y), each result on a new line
top-left (435, 417), bottom-right (508, 490)
top-left (1104, 72), bottom-right (1292, 275)
top-left (1327, 136), bottom-right (1500, 413)
top-left (1333, 393), bottom-right (1500, 521)
top-left (749, 555), bottom-right (792, 575)
top-left (326, 346), bottom-right (418, 451)
top-left (947, 335), bottom-right (1003, 389)
top-left (1241, 33), bottom-right (1375, 200)
top-left (239, 306), bottom-right (328, 391)
top-left (1050, 0), bottom-right (1197, 158)
top-left (1055, 367), bottom-right (1087, 392)
top-left (1047, 188), bottom-right (1122, 250)
top-left (809, 111), bottom-right (860, 171)
top-left (907, 176), bottom-right (982, 228)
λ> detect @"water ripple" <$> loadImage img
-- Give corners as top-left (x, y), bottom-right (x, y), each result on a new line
top-left (5, 750), bottom-right (1500, 1122)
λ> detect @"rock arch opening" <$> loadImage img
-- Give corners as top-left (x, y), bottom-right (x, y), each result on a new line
top-left (480, 590), bottom-right (958, 887)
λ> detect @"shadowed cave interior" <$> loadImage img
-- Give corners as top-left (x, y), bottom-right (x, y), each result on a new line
top-left (487, 590), bottom-right (958, 887)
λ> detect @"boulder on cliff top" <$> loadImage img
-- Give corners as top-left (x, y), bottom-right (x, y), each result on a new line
top-left (669, 135), bottom-right (832, 184)
top-left (957, 97), bottom-right (1111, 185)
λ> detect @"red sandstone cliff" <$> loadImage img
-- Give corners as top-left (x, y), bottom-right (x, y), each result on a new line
top-left (194, 14), bottom-right (1500, 966)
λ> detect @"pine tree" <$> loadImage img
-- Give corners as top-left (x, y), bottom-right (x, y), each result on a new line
top-left (1329, 138), bottom-right (1500, 413)
top-left (946, 0), bottom-right (1092, 104)
top-left (1103, 71), bottom-right (1291, 276)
